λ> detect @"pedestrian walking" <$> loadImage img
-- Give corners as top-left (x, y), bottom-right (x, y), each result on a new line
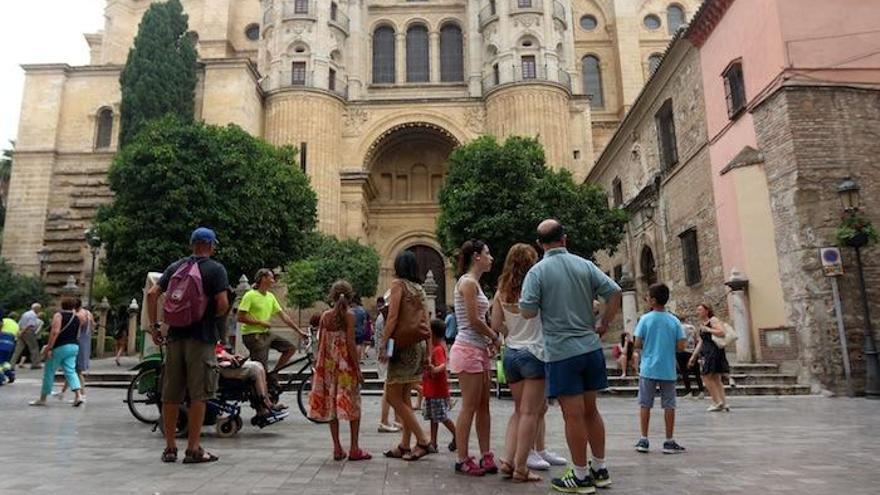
top-left (28, 297), bottom-right (85, 407)
top-left (520, 219), bottom-right (622, 493)
top-left (308, 280), bottom-right (371, 461)
top-left (675, 315), bottom-right (703, 397)
top-left (449, 239), bottom-right (499, 476)
top-left (633, 283), bottom-right (687, 455)
top-left (57, 299), bottom-right (95, 401)
top-left (238, 269), bottom-right (308, 381)
top-left (379, 251), bottom-right (432, 462)
top-left (146, 227), bottom-right (229, 464)
top-left (12, 304), bottom-right (43, 369)
top-left (690, 303), bottom-right (730, 412)
top-left (374, 296), bottom-right (401, 433)
top-left (113, 305), bottom-right (128, 366)
top-left (422, 319), bottom-right (457, 453)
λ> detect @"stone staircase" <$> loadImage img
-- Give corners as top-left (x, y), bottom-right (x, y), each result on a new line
top-left (74, 361), bottom-right (810, 397)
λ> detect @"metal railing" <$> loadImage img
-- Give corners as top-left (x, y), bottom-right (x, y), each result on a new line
top-left (510, 0), bottom-right (543, 13)
top-left (552, 0), bottom-right (567, 26)
top-left (282, 0), bottom-right (316, 20)
top-left (479, 4), bottom-right (499, 28)
top-left (482, 63), bottom-right (572, 93)
top-left (266, 70), bottom-right (349, 99)
top-left (329, 7), bottom-right (350, 34)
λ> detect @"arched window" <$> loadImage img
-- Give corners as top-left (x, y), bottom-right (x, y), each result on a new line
top-left (648, 53), bottom-right (663, 74)
top-left (582, 55), bottom-right (604, 109)
top-left (440, 24), bottom-right (463, 82)
top-left (667, 4), bottom-right (685, 34)
top-left (406, 24), bottom-right (429, 82)
top-left (95, 108), bottom-right (113, 149)
top-left (372, 25), bottom-right (395, 84)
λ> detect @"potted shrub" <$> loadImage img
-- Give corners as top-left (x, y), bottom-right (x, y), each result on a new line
top-left (836, 214), bottom-right (879, 248)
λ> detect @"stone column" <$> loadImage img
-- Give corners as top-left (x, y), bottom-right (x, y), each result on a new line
top-left (95, 297), bottom-right (110, 358)
top-left (725, 268), bottom-right (753, 363)
top-left (424, 270), bottom-right (438, 320)
top-left (339, 170), bottom-right (374, 240)
top-left (619, 273), bottom-right (637, 335)
top-left (395, 32), bottom-right (406, 84)
top-left (430, 31), bottom-right (441, 83)
top-left (127, 298), bottom-right (139, 357)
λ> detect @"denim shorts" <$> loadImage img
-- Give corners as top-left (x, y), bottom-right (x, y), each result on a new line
top-left (638, 376), bottom-right (677, 409)
top-left (545, 349), bottom-right (608, 398)
top-left (503, 347), bottom-right (545, 383)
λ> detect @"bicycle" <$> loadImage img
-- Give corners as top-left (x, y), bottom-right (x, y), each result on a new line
top-left (270, 332), bottom-right (328, 424)
top-left (126, 349), bottom-right (163, 424)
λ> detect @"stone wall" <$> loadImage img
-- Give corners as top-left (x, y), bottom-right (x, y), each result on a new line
top-left (753, 85), bottom-right (880, 392)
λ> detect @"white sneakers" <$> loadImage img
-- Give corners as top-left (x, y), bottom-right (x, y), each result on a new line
top-left (377, 423), bottom-right (401, 433)
top-left (526, 449), bottom-right (569, 470)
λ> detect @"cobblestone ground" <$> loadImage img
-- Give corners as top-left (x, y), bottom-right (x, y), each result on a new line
top-left (1, 364), bottom-right (878, 495)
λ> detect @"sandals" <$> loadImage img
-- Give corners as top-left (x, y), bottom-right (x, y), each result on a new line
top-left (402, 443), bottom-right (431, 461)
top-left (512, 468), bottom-right (542, 483)
top-left (182, 447), bottom-right (219, 464)
top-left (499, 459), bottom-right (514, 478)
top-left (161, 447), bottom-right (178, 463)
top-left (383, 445), bottom-right (411, 459)
top-left (333, 448), bottom-right (347, 461)
top-left (348, 449), bottom-right (372, 461)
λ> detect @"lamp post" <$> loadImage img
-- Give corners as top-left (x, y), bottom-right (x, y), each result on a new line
top-left (837, 177), bottom-right (879, 398)
top-left (37, 247), bottom-right (50, 280)
top-left (84, 227), bottom-right (102, 311)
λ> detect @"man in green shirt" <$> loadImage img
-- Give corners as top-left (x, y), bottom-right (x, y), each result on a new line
top-left (238, 269), bottom-right (308, 376)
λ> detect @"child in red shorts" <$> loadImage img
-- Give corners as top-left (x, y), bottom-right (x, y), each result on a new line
top-left (423, 319), bottom-right (457, 453)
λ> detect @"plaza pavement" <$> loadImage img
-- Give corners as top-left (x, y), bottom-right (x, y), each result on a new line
top-left (0, 365), bottom-right (878, 495)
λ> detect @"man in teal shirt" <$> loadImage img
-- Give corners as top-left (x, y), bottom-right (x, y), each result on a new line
top-left (520, 219), bottom-right (621, 493)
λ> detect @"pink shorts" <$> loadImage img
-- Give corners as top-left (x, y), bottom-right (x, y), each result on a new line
top-left (448, 341), bottom-right (491, 374)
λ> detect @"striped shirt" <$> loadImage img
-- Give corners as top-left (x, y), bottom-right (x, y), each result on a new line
top-left (453, 274), bottom-right (490, 349)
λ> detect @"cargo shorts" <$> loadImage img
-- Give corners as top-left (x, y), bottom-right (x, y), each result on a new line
top-left (162, 338), bottom-right (218, 403)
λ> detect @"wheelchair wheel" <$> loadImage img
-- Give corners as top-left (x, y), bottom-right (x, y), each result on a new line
top-left (297, 377), bottom-right (329, 424)
top-left (127, 368), bottom-right (161, 424)
top-left (215, 415), bottom-right (242, 438)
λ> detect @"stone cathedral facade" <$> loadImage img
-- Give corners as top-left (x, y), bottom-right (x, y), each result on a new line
top-left (3, 0), bottom-right (700, 302)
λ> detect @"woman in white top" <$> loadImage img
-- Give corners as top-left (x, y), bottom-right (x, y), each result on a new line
top-left (491, 243), bottom-right (549, 482)
top-left (448, 239), bottom-right (500, 476)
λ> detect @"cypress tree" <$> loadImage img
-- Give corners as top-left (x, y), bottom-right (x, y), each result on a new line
top-left (119, 0), bottom-right (197, 145)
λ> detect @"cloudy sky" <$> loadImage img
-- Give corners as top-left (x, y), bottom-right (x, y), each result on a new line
top-left (0, 0), bottom-right (105, 148)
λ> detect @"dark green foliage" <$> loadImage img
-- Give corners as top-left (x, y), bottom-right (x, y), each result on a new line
top-left (97, 116), bottom-right (317, 300)
top-left (119, 0), bottom-right (197, 145)
top-left (0, 258), bottom-right (50, 313)
top-left (437, 135), bottom-right (627, 287)
top-left (284, 235), bottom-right (380, 307)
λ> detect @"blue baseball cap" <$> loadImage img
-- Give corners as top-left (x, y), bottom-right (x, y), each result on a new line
top-left (190, 227), bottom-right (218, 245)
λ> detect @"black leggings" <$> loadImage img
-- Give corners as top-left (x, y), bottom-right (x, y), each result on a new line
top-left (676, 351), bottom-right (703, 393)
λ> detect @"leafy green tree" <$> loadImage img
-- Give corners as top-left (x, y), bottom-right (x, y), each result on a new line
top-left (97, 116), bottom-right (317, 300)
top-left (119, 0), bottom-right (197, 145)
top-left (437, 135), bottom-right (627, 287)
top-left (284, 235), bottom-right (380, 306)
top-left (0, 258), bottom-right (50, 313)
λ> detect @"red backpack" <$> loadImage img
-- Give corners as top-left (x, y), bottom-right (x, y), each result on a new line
top-left (163, 258), bottom-right (208, 328)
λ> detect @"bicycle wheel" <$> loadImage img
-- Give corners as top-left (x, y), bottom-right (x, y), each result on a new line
top-left (127, 368), bottom-right (162, 424)
top-left (297, 373), bottom-right (329, 424)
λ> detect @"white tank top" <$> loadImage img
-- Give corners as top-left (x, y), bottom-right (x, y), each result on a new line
top-left (501, 303), bottom-right (545, 362)
top-left (453, 274), bottom-right (490, 349)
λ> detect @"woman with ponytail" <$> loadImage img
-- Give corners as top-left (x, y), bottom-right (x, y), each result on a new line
top-left (309, 280), bottom-right (370, 461)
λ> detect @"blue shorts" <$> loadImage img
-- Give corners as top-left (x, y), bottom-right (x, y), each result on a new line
top-left (546, 349), bottom-right (608, 398)
top-left (503, 347), bottom-right (545, 383)
top-left (638, 377), bottom-right (677, 409)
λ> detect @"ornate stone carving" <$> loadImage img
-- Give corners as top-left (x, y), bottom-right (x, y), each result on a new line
top-left (344, 107), bottom-right (369, 135)
top-left (464, 107), bottom-right (486, 133)
top-left (514, 15), bottom-right (541, 28)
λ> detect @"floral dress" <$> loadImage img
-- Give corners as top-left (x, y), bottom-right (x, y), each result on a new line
top-left (308, 312), bottom-right (361, 422)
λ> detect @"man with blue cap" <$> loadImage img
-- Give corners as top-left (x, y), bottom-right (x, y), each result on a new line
top-left (146, 227), bottom-right (229, 464)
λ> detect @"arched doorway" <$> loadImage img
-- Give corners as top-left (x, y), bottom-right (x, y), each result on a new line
top-left (640, 245), bottom-right (657, 286)
top-left (407, 245), bottom-right (447, 310)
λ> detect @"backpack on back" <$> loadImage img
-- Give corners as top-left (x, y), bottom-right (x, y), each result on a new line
top-left (163, 258), bottom-right (208, 328)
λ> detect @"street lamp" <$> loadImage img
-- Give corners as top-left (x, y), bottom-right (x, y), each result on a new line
top-left (837, 177), bottom-right (878, 399)
top-left (37, 247), bottom-right (50, 280)
top-left (84, 227), bottom-right (102, 311)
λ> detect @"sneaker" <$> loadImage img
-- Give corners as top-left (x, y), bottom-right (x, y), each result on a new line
top-left (551, 468), bottom-right (596, 494)
top-left (706, 403), bottom-right (724, 412)
top-left (455, 457), bottom-right (486, 476)
top-left (377, 423), bottom-right (401, 433)
top-left (51, 391), bottom-right (65, 401)
top-left (589, 462), bottom-right (612, 488)
top-left (527, 450), bottom-right (551, 470)
top-left (480, 451), bottom-right (499, 474)
top-left (539, 449), bottom-right (568, 466)
top-left (635, 438), bottom-right (649, 453)
top-left (662, 440), bottom-right (686, 454)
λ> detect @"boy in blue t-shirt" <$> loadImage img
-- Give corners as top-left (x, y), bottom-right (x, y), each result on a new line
top-left (633, 283), bottom-right (687, 454)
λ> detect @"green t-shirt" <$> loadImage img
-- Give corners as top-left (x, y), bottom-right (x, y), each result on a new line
top-left (1, 318), bottom-right (19, 337)
top-left (238, 289), bottom-right (282, 335)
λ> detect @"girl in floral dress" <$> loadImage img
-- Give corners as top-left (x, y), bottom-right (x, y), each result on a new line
top-left (309, 280), bottom-right (371, 461)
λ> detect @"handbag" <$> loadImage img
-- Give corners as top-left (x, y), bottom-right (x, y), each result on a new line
top-left (711, 321), bottom-right (738, 349)
top-left (385, 279), bottom-right (430, 348)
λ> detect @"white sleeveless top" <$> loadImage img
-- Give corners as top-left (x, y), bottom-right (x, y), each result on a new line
top-left (453, 274), bottom-right (490, 349)
top-left (501, 303), bottom-right (545, 362)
